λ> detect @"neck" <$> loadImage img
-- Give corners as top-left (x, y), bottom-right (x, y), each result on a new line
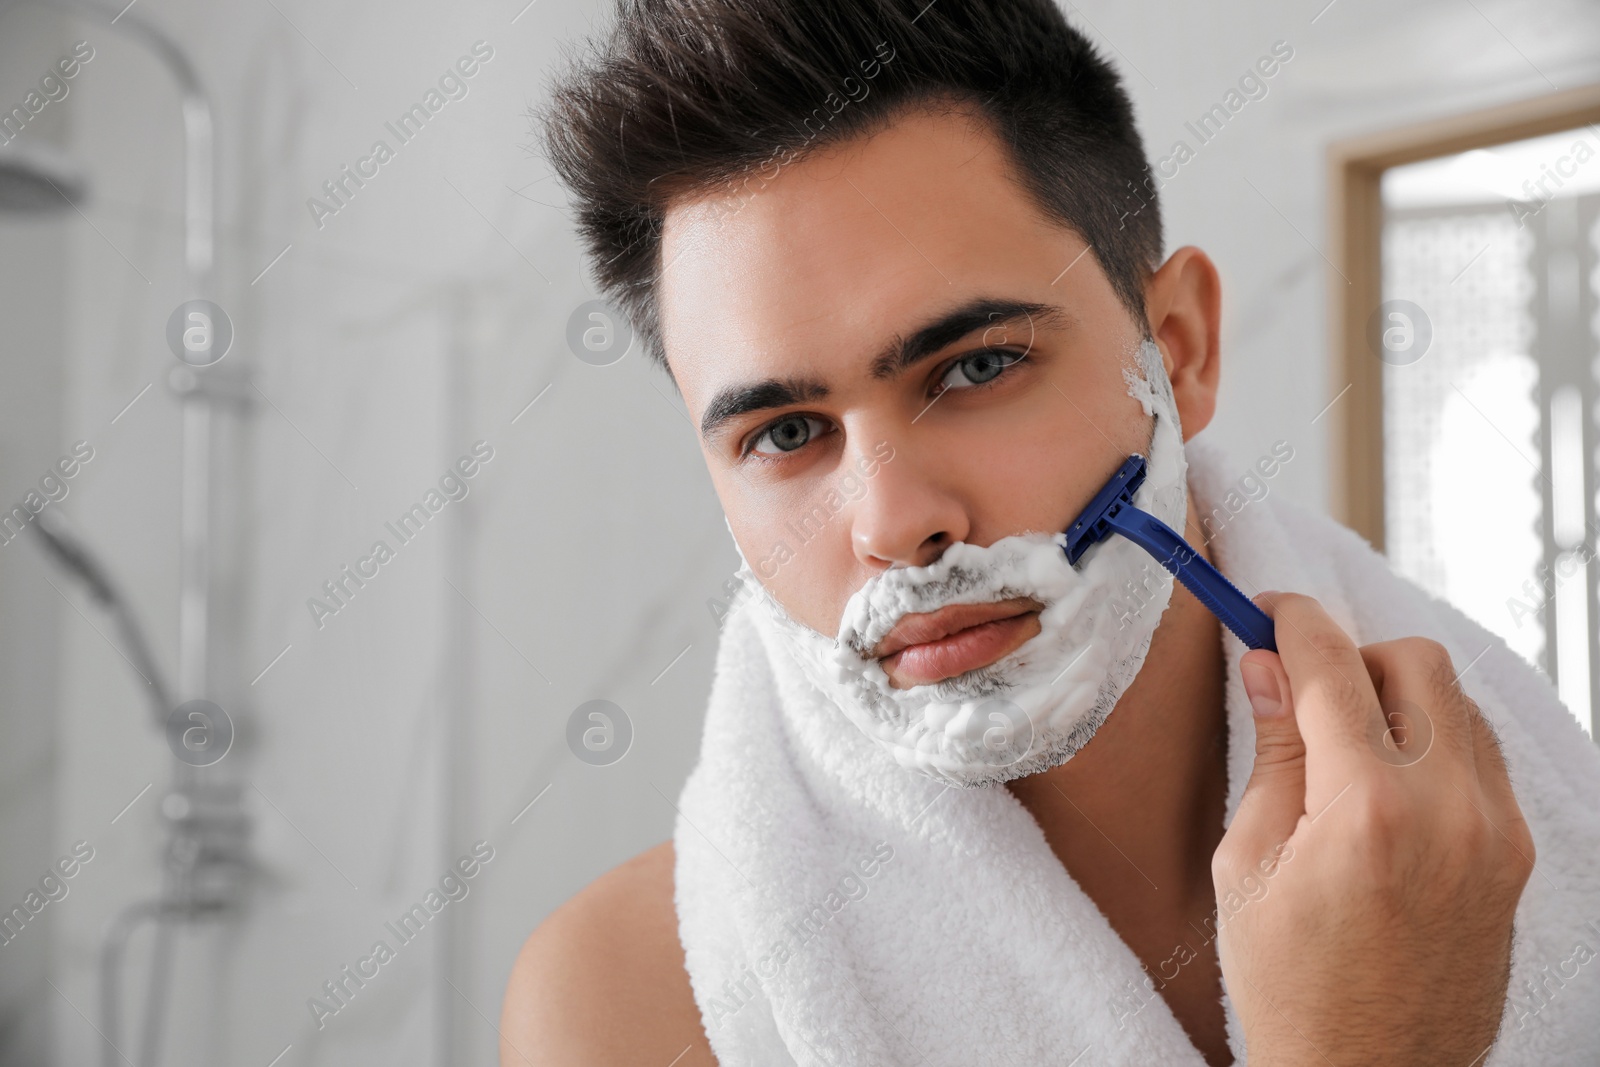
top-left (1006, 496), bottom-right (1230, 918)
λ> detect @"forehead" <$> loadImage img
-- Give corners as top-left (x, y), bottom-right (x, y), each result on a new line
top-left (657, 107), bottom-right (1085, 410)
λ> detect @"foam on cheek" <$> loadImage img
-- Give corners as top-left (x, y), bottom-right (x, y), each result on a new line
top-left (1124, 353), bottom-right (1160, 416)
top-left (744, 339), bottom-right (1188, 786)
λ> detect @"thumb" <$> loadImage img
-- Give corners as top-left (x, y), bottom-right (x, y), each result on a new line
top-left (1226, 648), bottom-right (1306, 859)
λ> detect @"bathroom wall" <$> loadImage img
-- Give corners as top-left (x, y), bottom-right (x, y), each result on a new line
top-left (0, 9), bottom-right (72, 1062)
top-left (22, 0), bottom-right (650, 1062)
top-left (2, 0), bottom-right (1594, 1064)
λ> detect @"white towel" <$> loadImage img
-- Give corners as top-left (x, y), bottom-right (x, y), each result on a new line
top-left (673, 432), bottom-right (1600, 1066)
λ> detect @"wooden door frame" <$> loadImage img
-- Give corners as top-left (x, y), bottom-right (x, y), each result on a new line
top-left (1327, 84), bottom-right (1600, 551)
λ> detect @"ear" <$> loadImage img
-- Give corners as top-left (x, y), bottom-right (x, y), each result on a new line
top-left (1143, 246), bottom-right (1222, 441)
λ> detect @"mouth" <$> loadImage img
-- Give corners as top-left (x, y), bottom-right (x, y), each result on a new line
top-left (875, 596), bottom-right (1045, 689)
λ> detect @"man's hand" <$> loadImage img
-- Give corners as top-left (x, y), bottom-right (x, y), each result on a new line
top-left (1213, 592), bottom-right (1535, 1066)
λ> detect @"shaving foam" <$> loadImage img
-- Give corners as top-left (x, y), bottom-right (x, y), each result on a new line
top-left (739, 339), bottom-right (1189, 787)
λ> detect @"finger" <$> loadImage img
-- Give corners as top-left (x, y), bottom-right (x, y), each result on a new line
top-left (1360, 640), bottom-right (1532, 872)
top-left (1357, 638), bottom-right (1465, 774)
top-left (1227, 648), bottom-right (1306, 859)
top-left (1257, 592), bottom-right (1385, 784)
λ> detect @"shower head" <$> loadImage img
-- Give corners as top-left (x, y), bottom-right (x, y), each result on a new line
top-left (0, 141), bottom-right (87, 213)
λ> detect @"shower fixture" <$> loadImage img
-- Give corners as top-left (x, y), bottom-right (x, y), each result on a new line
top-left (2, 2), bottom-right (252, 1065)
top-left (0, 140), bottom-right (86, 212)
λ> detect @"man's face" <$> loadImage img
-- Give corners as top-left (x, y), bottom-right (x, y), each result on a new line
top-left (660, 107), bottom-right (1158, 685)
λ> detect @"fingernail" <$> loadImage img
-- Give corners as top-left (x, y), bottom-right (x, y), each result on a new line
top-left (1241, 661), bottom-right (1282, 718)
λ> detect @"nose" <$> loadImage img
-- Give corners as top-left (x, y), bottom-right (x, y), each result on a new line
top-left (848, 441), bottom-right (969, 571)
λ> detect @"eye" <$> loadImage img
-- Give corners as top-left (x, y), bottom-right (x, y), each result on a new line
top-left (938, 349), bottom-right (1026, 392)
top-left (748, 414), bottom-right (830, 457)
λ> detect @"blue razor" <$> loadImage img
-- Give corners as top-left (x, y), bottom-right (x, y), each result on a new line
top-left (1064, 454), bottom-right (1277, 652)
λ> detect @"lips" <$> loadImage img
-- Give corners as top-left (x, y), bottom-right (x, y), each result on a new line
top-left (875, 597), bottom-right (1044, 688)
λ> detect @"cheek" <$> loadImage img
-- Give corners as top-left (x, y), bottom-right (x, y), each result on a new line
top-left (931, 383), bottom-right (1142, 542)
top-left (717, 474), bottom-right (860, 635)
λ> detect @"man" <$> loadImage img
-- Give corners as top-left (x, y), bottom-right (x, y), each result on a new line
top-left (501, 1), bottom-right (1600, 1064)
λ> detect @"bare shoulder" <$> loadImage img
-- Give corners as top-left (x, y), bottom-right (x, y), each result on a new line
top-left (500, 839), bottom-right (717, 1067)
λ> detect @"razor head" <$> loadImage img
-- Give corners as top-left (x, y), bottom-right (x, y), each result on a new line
top-left (1063, 454), bottom-right (1147, 565)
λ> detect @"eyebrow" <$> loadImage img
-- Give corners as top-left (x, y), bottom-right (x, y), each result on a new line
top-left (697, 297), bottom-right (1073, 444)
top-left (868, 297), bottom-right (1069, 379)
top-left (699, 376), bottom-right (831, 443)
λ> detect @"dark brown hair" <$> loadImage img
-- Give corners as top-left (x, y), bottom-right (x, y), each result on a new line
top-left (541, 0), bottom-right (1163, 369)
